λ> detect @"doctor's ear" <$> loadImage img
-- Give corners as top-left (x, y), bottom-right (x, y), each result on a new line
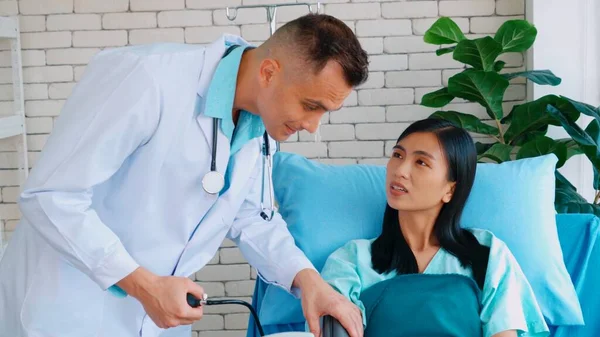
top-left (259, 58), bottom-right (280, 86)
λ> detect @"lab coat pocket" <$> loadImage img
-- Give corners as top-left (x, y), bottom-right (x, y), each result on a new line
top-left (19, 257), bottom-right (105, 337)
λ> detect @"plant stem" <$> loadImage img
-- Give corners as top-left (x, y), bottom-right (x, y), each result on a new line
top-left (495, 119), bottom-right (505, 144)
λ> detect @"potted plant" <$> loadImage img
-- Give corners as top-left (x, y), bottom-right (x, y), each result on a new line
top-left (420, 17), bottom-right (600, 215)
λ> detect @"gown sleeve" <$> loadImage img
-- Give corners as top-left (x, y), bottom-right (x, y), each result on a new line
top-left (479, 232), bottom-right (550, 337)
top-left (320, 240), bottom-right (369, 327)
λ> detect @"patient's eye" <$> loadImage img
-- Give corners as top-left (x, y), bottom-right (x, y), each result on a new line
top-left (392, 152), bottom-right (402, 159)
top-left (416, 159), bottom-right (428, 167)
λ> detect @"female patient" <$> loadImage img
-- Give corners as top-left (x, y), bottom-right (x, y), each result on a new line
top-left (320, 118), bottom-right (549, 337)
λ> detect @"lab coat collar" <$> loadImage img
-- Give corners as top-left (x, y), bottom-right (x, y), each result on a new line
top-left (195, 34), bottom-right (255, 174)
top-left (197, 34), bottom-right (253, 99)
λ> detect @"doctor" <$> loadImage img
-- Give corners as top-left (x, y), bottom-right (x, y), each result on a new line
top-left (0, 13), bottom-right (369, 337)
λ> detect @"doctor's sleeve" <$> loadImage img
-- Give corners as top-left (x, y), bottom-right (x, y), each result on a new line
top-left (18, 50), bottom-right (161, 291)
top-left (226, 153), bottom-right (316, 296)
top-left (479, 238), bottom-right (550, 337)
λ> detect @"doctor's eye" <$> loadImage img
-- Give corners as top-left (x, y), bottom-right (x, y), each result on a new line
top-left (392, 152), bottom-right (402, 159)
top-left (304, 104), bottom-right (319, 112)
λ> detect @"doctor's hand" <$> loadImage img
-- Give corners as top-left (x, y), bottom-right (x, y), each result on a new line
top-left (294, 269), bottom-right (364, 337)
top-left (117, 267), bottom-right (205, 328)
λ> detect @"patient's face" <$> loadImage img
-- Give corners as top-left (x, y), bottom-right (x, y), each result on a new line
top-left (386, 132), bottom-right (455, 212)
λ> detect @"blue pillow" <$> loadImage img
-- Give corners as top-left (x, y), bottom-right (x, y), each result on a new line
top-left (257, 152), bottom-right (583, 327)
top-left (461, 153), bottom-right (582, 326)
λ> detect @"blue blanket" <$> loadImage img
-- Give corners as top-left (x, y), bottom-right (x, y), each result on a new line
top-left (360, 273), bottom-right (482, 337)
top-left (246, 274), bottom-right (483, 337)
top-left (550, 214), bottom-right (600, 337)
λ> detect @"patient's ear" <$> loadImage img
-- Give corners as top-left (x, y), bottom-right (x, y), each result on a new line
top-left (442, 183), bottom-right (456, 203)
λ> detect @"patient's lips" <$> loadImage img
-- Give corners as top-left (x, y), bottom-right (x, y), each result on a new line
top-left (390, 182), bottom-right (408, 196)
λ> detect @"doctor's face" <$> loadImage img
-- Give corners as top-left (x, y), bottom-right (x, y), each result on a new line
top-left (256, 58), bottom-right (352, 142)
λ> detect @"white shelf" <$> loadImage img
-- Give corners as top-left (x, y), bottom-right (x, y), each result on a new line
top-left (0, 16), bottom-right (17, 39)
top-left (0, 115), bottom-right (24, 139)
top-left (0, 15), bottom-right (28, 189)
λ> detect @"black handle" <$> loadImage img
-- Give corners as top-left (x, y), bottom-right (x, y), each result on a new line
top-left (187, 293), bottom-right (202, 308)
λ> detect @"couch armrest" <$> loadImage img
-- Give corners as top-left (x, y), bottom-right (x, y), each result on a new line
top-left (322, 315), bottom-right (350, 337)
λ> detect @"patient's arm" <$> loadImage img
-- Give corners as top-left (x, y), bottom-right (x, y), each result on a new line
top-left (492, 330), bottom-right (517, 337)
top-left (320, 240), bottom-right (367, 327)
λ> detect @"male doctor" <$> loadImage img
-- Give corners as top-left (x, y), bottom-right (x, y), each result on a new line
top-left (0, 13), bottom-right (369, 337)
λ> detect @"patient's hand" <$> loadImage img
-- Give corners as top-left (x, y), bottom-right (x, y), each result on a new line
top-left (293, 269), bottom-right (363, 337)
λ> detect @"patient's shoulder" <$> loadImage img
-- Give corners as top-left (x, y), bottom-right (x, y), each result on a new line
top-left (335, 239), bottom-right (374, 255)
top-left (466, 228), bottom-right (507, 248)
top-left (466, 228), bottom-right (520, 272)
top-left (327, 239), bottom-right (375, 264)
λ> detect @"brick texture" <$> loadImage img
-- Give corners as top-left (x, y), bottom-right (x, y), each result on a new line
top-left (1, 1), bottom-right (527, 335)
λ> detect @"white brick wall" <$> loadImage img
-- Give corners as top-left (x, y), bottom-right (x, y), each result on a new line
top-left (0, 0), bottom-right (526, 335)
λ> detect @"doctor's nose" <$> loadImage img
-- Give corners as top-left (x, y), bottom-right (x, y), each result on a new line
top-left (302, 117), bottom-right (322, 134)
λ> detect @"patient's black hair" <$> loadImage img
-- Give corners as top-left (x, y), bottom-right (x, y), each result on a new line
top-left (370, 118), bottom-right (491, 290)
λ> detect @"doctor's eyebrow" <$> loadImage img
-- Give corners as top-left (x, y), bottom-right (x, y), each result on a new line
top-left (304, 99), bottom-right (343, 112)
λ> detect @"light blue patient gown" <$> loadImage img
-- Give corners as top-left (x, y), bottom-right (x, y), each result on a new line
top-left (320, 228), bottom-right (550, 337)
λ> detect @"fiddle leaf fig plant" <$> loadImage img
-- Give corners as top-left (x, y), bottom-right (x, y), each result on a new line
top-left (547, 104), bottom-right (600, 215)
top-left (420, 17), bottom-right (600, 216)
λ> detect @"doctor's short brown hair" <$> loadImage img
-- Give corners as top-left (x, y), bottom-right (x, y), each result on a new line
top-left (268, 13), bottom-right (369, 87)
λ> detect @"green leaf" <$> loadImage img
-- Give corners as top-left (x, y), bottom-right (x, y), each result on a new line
top-left (430, 110), bottom-right (500, 136)
top-left (475, 141), bottom-right (494, 155)
top-left (555, 170), bottom-right (576, 192)
top-left (436, 47), bottom-right (456, 56)
top-left (494, 61), bottom-right (506, 72)
top-left (421, 88), bottom-right (455, 108)
top-left (502, 70), bottom-right (562, 86)
top-left (585, 120), bottom-right (600, 190)
top-left (494, 19), bottom-right (537, 53)
top-left (547, 104), bottom-right (600, 172)
top-left (516, 136), bottom-right (568, 168)
top-left (448, 69), bottom-right (510, 120)
top-left (503, 95), bottom-right (580, 144)
top-left (453, 37), bottom-right (503, 71)
top-left (556, 138), bottom-right (583, 161)
top-left (424, 17), bottom-right (466, 45)
top-left (478, 143), bottom-right (513, 163)
top-left (556, 202), bottom-right (600, 216)
top-left (555, 187), bottom-right (600, 217)
top-left (511, 125), bottom-right (548, 146)
top-left (561, 96), bottom-right (600, 123)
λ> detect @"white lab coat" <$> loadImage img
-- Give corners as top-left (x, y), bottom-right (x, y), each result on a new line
top-left (0, 34), bottom-right (314, 337)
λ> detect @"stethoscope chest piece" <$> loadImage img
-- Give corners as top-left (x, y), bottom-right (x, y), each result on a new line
top-left (202, 170), bottom-right (225, 195)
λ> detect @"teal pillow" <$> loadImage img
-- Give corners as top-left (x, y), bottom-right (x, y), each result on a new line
top-left (257, 152), bottom-right (583, 327)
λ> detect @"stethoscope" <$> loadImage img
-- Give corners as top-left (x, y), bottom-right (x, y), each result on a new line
top-left (201, 45), bottom-right (276, 222)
